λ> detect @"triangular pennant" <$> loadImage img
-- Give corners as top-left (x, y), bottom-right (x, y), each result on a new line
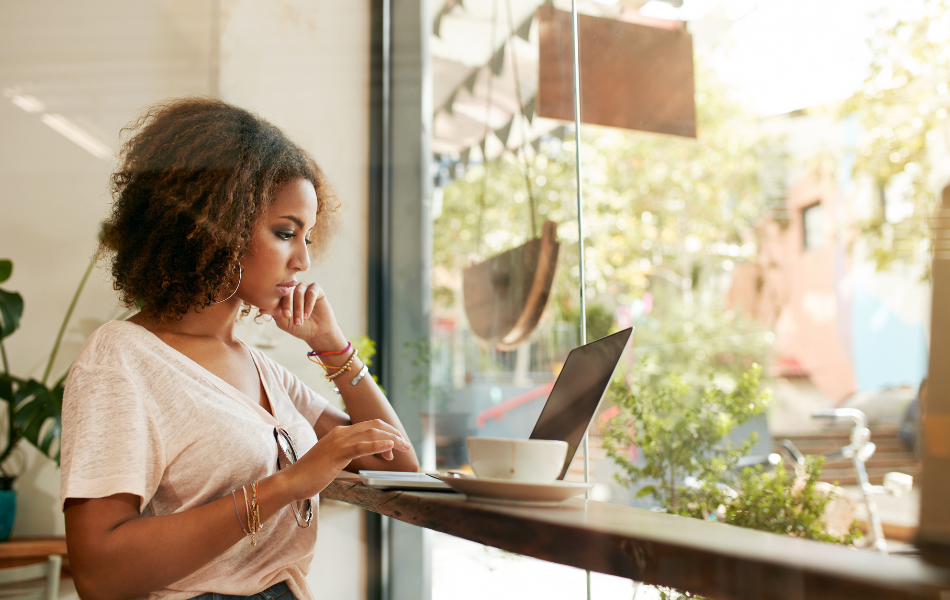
top-left (479, 137), bottom-right (487, 158)
top-left (460, 147), bottom-right (471, 167)
top-left (470, 142), bottom-right (484, 164)
top-left (523, 96), bottom-right (535, 124)
top-left (464, 70), bottom-right (479, 94)
top-left (516, 16), bottom-right (532, 41)
top-left (491, 44), bottom-right (506, 77)
top-left (495, 118), bottom-right (514, 147)
top-left (433, 8), bottom-right (445, 37)
top-left (531, 138), bottom-right (542, 154)
top-left (444, 88), bottom-right (458, 115)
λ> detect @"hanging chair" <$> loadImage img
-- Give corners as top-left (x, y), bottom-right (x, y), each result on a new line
top-left (463, 219), bottom-right (559, 350)
top-left (460, 0), bottom-right (559, 351)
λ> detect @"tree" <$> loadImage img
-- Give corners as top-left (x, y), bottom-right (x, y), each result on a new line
top-left (842, 0), bottom-right (950, 273)
top-left (726, 458), bottom-right (862, 545)
top-left (432, 61), bottom-right (776, 323)
top-left (602, 363), bottom-right (862, 547)
top-left (602, 364), bottom-right (769, 519)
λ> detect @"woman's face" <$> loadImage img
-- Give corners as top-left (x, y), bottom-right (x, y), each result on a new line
top-left (237, 178), bottom-right (319, 310)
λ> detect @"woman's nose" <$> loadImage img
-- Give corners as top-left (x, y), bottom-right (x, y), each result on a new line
top-left (292, 242), bottom-right (311, 271)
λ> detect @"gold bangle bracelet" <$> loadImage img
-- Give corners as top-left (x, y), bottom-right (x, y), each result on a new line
top-left (325, 348), bottom-right (359, 381)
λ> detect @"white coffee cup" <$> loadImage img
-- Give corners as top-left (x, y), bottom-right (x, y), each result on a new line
top-left (466, 437), bottom-right (569, 483)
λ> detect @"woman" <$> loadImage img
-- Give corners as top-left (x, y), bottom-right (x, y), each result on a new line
top-left (60, 97), bottom-right (418, 600)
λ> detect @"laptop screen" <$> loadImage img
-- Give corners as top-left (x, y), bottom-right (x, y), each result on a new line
top-left (529, 327), bottom-right (633, 480)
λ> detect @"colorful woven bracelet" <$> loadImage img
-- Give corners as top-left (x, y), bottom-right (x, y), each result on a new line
top-left (307, 341), bottom-right (352, 358)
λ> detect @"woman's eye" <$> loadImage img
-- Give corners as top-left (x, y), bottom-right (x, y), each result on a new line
top-left (305, 238), bottom-right (313, 246)
top-left (276, 231), bottom-right (295, 240)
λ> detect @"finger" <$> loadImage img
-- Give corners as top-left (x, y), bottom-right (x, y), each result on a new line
top-left (331, 421), bottom-right (410, 451)
top-left (304, 285), bottom-right (319, 321)
top-left (281, 290), bottom-right (293, 321)
top-left (346, 426), bottom-right (410, 454)
top-left (352, 439), bottom-right (395, 460)
top-left (352, 424), bottom-right (410, 451)
top-left (380, 449), bottom-right (395, 460)
top-left (293, 284), bottom-right (306, 326)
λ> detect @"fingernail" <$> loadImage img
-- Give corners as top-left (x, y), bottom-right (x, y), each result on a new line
top-left (295, 318), bottom-right (302, 326)
top-left (284, 310), bottom-right (292, 319)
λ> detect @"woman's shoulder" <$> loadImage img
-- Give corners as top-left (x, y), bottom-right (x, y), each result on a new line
top-left (244, 344), bottom-right (310, 393)
top-left (73, 320), bottom-right (161, 370)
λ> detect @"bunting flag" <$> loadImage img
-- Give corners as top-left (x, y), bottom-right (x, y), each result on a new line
top-left (531, 137), bottom-right (542, 154)
top-left (523, 96), bottom-right (535, 124)
top-left (460, 147), bottom-right (471, 167)
top-left (515, 15), bottom-right (533, 41)
top-left (478, 137), bottom-right (487, 159)
top-left (443, 88), bottom-right (458, 115)
top-left (491, 44), bottom-right (506, 77)
top-left (495, 118), bottom-right (514, 148)
top-left (464, 70), bottom-right (479, 94)
top-left (433, 0), bottom-right (464, 38)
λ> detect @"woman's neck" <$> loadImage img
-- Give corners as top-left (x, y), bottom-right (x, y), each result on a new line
top-left (128, 298), bottom-right (243, 342)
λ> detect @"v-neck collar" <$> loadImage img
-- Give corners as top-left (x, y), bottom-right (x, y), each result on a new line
top-left (119, 320), bottom-right (280, 427)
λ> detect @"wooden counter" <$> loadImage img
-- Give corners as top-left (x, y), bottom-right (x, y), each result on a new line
top-left (0, 536), bottom-right (69, 575)
top-left (323, 479), bottom-right (950, 600)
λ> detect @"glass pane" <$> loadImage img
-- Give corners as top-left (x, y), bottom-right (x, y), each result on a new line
top-left (428, 0), bottom-right (934, 595)
top-left (428, 0), bottom-right (598, 594)
top-left (574, 0), bottom-right (928, 582)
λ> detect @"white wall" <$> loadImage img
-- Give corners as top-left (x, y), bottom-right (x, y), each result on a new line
top-left (219, 2), bottom-right (371, 597)
top-left (0, 0), bottom-right (218, 538)
top-left (0, 2), bottom-right (371, 597)
top-left (220, 0), bottom-right (371, 400)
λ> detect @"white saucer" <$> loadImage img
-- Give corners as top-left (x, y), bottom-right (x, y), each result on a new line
top-left (433, 475), bottom-right (591, 504)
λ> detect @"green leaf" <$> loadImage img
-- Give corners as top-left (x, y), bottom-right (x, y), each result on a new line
top-left (0, 260), bottom-right (11, 284)
top-left (0, 373), bottom-right (17, 402)
top-left (0, 289), bottom-right (24, 341)
top-left (13, 378), bottom-right (62, 464)
top-left (635, 485), bottom-right (656, 499)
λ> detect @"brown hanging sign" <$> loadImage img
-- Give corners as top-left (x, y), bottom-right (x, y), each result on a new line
top-left (463, 220), bottom-right (560, 350)
top-left (536, 6), bottom-right (696, 139)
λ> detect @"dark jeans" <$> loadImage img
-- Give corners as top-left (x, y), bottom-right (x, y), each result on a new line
top-left (188, 581), bottom-right (296, 600)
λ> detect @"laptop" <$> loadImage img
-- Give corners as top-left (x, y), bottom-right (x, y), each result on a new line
top-left (359, 327), bottom-right (633, 490)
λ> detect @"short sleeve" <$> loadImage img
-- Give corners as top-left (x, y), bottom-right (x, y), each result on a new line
top-left (60, 365), bottom-right (166, 513)
top-left (263, 359), bottom-right (329, 427)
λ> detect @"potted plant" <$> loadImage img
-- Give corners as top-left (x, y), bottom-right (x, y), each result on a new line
top-left (0, 257), bottom-right (94, 541)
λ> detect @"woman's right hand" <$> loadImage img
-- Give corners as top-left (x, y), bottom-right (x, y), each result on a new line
top-left (282, 419), bottom-right (411, 500)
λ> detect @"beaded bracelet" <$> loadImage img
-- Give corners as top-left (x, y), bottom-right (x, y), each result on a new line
top-left (308, 344), bottom-right (359, 380)
top-left (326, 348), bottom-right (359, 381)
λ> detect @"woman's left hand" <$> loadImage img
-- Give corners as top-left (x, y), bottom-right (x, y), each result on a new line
top-left (258, 282), bottom-right (348, 352)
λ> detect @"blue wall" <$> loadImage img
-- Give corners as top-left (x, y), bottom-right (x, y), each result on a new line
top-left (851, 284), bottom-right (928, 390)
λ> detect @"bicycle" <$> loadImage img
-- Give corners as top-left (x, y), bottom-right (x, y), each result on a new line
top-left (782, 408), bottom-right (914, 554)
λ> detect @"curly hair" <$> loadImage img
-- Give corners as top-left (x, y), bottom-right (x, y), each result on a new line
top-left (100, 97), bottom-right (339, 320)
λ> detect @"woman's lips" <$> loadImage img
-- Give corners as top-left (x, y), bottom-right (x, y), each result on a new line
top-left (276, 281), bottom-right (297, 296)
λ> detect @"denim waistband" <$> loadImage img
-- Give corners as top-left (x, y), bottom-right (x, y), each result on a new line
top-left (188, 580), bottom-right (294, 600)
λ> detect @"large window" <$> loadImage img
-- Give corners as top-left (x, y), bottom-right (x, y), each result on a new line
top-left (418, 0), bottom-right (936, 597)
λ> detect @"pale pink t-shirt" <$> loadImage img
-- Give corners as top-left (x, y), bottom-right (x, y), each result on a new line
top-left (60, 321), bottom-right (330, 600)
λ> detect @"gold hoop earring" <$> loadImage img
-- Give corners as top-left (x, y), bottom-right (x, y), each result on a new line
top-left (214, 266), bottom-right (242, 304)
